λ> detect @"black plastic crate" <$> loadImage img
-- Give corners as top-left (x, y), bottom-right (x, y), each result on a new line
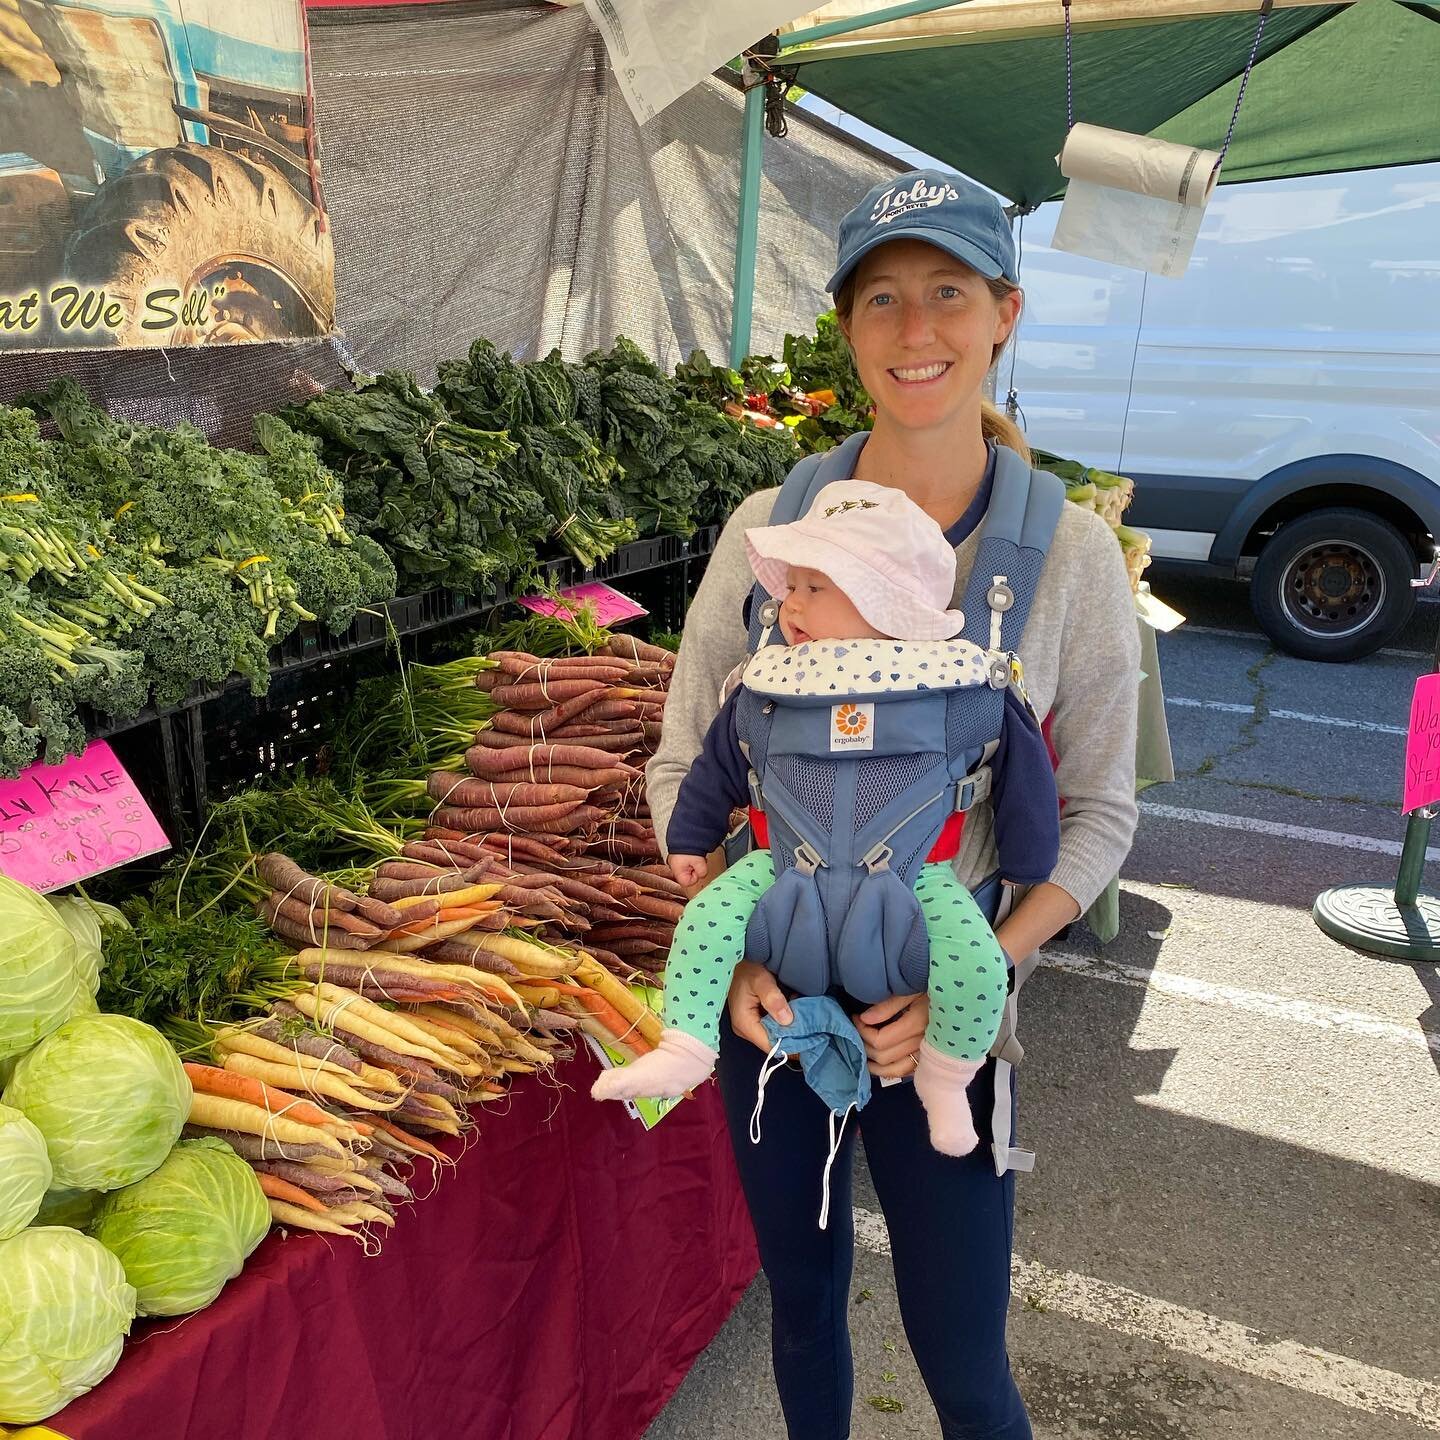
top-left (588, 534), bottom-right (687, 580)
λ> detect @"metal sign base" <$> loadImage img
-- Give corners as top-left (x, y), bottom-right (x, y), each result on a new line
top-left (1313, 882), bottom-right (1440, 963)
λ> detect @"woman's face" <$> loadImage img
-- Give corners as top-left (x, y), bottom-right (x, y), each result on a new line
top-left (842, 239), bottom-right (1021, 435)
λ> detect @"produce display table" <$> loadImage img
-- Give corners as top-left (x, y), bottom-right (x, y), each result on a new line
top-left (41, 1067), bottom-right (758, 1440)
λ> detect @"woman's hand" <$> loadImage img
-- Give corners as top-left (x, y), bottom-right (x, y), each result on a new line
top-left (856, 993), bottom-right (929, 1078)
top-left (727, 960), bottom-right (795, 1054)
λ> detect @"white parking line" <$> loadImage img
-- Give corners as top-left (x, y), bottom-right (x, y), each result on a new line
top-left (1038, 949), bottom-right (1440, 1055)
top-left (1138, 802), bottom-right (1437, 862)
top-left (1166, 696), bottom-right (1407, 735)
top-left (1172, 624), bottom-right (1427, 662)
top-left (851, 1208), bottom-right (1440, 1430)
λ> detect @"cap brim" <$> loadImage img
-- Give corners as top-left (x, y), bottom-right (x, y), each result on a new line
top-left (826, 225), bottom-right (1012, 295)
top-left (744, 526), bottom-right (965, 643)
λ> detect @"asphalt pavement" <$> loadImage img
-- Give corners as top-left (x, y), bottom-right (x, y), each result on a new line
top-left (644, 569), bottom-right (1440, 1440)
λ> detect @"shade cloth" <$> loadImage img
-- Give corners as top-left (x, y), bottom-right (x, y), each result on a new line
top-left (35, 1068), bottom-right (758, 1440)
top-left (782, 0), bottom-right (1440, 206)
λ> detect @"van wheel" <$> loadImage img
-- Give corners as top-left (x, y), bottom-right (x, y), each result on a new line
top-left (1250, 508), bottom-right (1416, 662)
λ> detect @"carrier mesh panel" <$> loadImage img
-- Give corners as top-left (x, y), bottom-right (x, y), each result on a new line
top-left (946, 693), bottom-right (998, 766)
top-left (767, 753), bottom-right (836, 829)
top-left (853, 750), bottom-right (935, 831)
top-left (2, 1), bottom-right (896, 421)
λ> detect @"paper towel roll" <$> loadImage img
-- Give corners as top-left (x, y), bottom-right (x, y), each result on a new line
top-left (1059, 123), bottom-right (1221, 209)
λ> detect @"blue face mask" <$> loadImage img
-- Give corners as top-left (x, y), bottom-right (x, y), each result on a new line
top-left (755, 996), bottom-right (872, 1229)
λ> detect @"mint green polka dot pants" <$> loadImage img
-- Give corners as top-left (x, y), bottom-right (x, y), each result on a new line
top-left (661, 851), bottom-right (1008, 1061)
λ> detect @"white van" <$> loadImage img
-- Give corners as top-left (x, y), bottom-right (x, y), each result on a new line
top-left (1006, 163), bottom-right (1440, 661)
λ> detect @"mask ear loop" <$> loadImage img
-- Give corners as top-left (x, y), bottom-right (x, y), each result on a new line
top-left (818, 1103), bottom-right (856, 1231)
top-left (749, 1039), bottom-right (789, 1145)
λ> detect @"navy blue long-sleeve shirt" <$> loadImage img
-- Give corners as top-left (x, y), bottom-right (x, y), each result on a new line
top-left (666, 446), bottom-right (1062, 885)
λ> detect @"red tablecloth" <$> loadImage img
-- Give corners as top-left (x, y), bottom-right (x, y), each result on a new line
top-left (43, 1066), bottom-right (758, 1440)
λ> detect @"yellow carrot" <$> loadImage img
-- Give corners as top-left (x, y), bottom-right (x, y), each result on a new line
top-left (287, 987), bottom-right (464, 1070)
top-left (212, 1028), bottom-right (357, 1078)
top-left (267, 1198), bottom-right (361, 1236)
top-left (391, 883), bottom-right (502, 911)
top-left (216, 1052), bottom-right (395, 1120)
top-left (575, 955), bottom-right (664, 1048)
top-left (464, 932), bottom-right (580, 977)
top-left (188, 1092), bottom-right (345, 1156)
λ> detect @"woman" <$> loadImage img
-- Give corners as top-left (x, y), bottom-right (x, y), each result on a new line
top-left (647, 169), bottom-right (1140, 1439)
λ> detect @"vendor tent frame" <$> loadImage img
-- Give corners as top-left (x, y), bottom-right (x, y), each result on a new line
top-left (727, 0), bottom-right (1440, 363)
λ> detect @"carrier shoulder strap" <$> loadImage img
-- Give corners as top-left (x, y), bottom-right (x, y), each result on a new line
top-left (959, 446), bottom-right (1067, 657)
top-left (768, 432), bottom-right (871, 528)
top-left (959, 453), bottom-right (1064, 1180)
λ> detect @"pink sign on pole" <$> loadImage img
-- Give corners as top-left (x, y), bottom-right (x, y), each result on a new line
top-left (1403, 672), bottom-right (1440, 814)
top-left (0, 740), bottom-right (170, 893)
top-left (516, 581), bottom-right (648, 628)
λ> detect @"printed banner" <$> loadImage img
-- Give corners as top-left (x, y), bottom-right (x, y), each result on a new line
top-left (0, 0), bottom-right (334, 350)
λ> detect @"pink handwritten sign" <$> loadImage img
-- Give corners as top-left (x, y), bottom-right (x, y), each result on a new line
top-left (1403, 673), bottom-right (1440, 814)
top-left (517, 581), bottom-right (647, 628)
top-left (0, 740), bottom-right (170, 893)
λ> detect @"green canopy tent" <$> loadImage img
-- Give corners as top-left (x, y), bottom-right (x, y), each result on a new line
top-left (721, 0), bottom-right (1440, 957)
top-left (728, 0), bottom-right (1440, 361)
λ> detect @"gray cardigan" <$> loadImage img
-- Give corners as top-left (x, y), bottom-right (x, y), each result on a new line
top-left (647, 483), bottom-right (1141, 913)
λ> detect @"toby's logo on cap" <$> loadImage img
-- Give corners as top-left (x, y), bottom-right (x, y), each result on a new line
top-left (870, 178), bottom-right (961, 227)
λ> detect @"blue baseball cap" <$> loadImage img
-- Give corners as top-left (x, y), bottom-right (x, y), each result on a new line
top-left (826, 169), bottom-right (1018, 294)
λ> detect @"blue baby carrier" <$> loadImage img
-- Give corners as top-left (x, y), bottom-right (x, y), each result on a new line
top-left (732, 433), bottom-right (1064, 1175)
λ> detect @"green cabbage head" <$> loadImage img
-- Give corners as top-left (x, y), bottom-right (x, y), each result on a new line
top-left (0, 874), bottom-right (89, 1062)
top-left (32, 1185), bottom-right (103, 1231)
top-left (0, 1103), bottom-right (52, 1239)
top-left (46, 896), bottom-right (129, 995)
top-left (0, 1226), bottom-right (136, 1424)
top-left (91, 1138), bottom-right (268, 1316)
top-left (5, 1014), bottom-right (191, 1190)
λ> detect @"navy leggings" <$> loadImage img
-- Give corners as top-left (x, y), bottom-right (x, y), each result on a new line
top-left (716, 1014), bottom-right (1031, 1440)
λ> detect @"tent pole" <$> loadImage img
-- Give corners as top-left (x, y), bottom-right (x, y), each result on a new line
top-left (784, 0), bottom-right (972, 50)
top-left (730, 81), bottom-right (765, 370)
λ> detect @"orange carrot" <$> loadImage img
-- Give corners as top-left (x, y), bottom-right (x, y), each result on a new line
top-left (183, 1063), bottom-right (335, 1130)
top-left (386, 904), bottom-right (497, 938)
top-left (369, 1114), bottom-right (450, 1164)
top-left (556, 987), bottom-right (656, 1054)
top-left (257, 1172), bottom-right (328, 1214)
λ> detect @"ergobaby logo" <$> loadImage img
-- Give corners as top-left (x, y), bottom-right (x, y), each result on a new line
top-left (830, 701), bottom-right (875, 752)
top-left (870, 179), bottom-right (961, 227)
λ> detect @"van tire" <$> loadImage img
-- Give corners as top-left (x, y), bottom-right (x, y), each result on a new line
top-left (1250, 508), bottom-right (1416, 662)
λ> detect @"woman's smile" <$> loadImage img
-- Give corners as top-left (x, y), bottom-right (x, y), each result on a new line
top-left (886, 360), bottom-right (953, 388)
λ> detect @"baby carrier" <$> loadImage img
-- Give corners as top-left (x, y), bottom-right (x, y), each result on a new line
top-left (732, 433), bottom-right (1064, 1175)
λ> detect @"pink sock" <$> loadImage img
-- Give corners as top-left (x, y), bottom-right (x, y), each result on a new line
top-left (590, 1028), bottom-right (719, 1102)
top-left (912, 1043), bottom-right (984, 1157)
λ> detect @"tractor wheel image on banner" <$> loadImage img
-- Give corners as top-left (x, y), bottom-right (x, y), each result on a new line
top-left (0, 0), bottom-right (335, 350)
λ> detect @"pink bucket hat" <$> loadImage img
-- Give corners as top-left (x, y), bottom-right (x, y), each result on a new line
top-left (744, 480), bottom-right (965, 641)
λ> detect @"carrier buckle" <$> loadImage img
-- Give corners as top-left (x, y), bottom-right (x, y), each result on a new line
top-left (793, 841), bottom-right (826, 875)
top-left (955, 768), bottom-right (992, 813)
top-left (860, 842), bottom-right (894, 874)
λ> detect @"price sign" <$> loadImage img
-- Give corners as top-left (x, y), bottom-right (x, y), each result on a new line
top-left (517, 581), bottom-right (647, 628)
top-left (0, 740), bottom-right (170, 892)
top-left (1403, 673), bottom-right (1440, 814)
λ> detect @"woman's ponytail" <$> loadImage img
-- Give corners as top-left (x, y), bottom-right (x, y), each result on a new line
top-left (981, 396), bottom-right (1030, 465)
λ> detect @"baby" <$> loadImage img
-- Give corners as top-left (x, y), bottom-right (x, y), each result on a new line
top-left (592, 480), bottom-right (1060, 1156)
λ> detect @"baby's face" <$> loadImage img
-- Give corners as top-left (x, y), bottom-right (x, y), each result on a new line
top-left (778, 566), bottom-right (886, 645)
